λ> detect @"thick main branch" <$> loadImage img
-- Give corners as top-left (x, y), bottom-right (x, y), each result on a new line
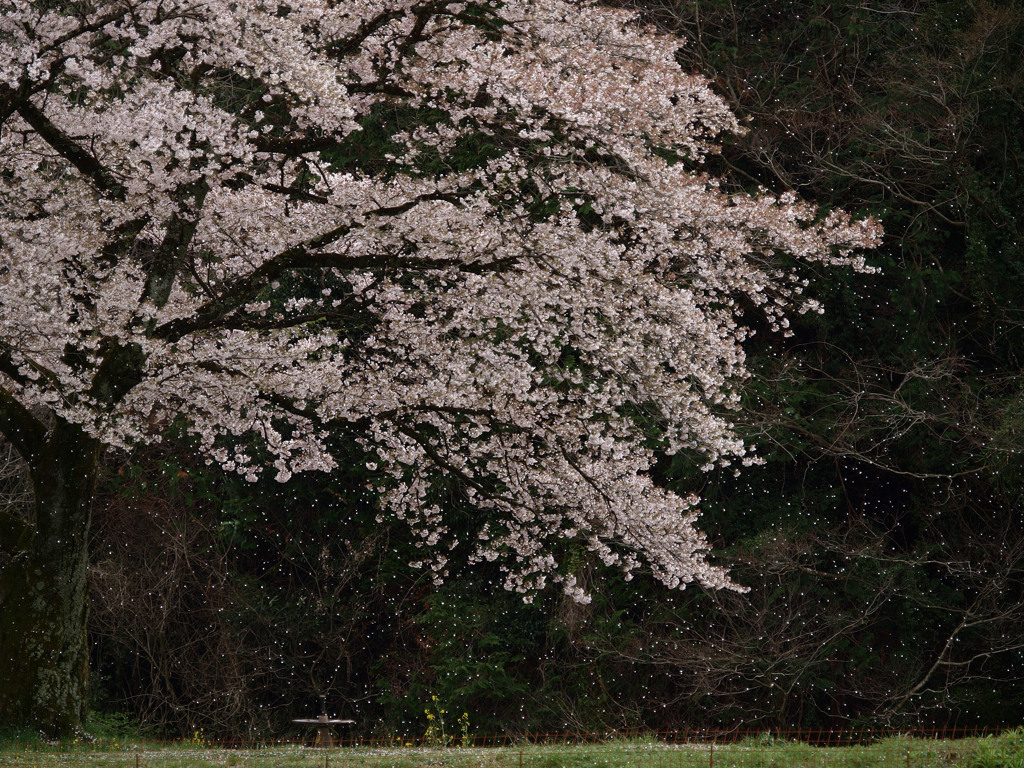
top-left (17, 100), bottom-right (126, 199)
top-left (151, 191), bottom-right (484, 342)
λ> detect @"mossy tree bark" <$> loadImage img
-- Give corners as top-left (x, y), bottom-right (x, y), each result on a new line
top-left (0, 420), bottom-right (99, 736)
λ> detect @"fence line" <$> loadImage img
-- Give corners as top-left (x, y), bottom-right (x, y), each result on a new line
top-left (260, 726), bottom-right (1005, 748)
top-left (3, 726), bottom-right (1010, 749)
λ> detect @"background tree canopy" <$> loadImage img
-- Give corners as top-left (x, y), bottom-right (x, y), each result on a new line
top-left (3, 0), bottom-right (1023, 739)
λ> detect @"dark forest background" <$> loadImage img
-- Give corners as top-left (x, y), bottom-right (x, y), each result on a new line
top-left (4, 0), bottom-right (1023, 739)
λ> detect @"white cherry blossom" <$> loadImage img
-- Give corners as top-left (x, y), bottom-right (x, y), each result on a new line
top-left (0, 0), bottom-right (880, 609)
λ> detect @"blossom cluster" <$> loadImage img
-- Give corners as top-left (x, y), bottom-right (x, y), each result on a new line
top-left (0, 0), bottom-right (879, 598)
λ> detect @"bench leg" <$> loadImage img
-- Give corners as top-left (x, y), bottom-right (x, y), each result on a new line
top-left (315, 726), bottom-right (335, 748)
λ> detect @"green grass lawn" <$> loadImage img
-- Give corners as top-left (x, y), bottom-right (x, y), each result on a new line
top-left (1, 732), bottom-right (1021, 768)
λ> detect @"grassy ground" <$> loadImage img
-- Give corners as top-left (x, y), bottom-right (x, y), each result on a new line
top-left (0, 732), bottom-right (1021, 768)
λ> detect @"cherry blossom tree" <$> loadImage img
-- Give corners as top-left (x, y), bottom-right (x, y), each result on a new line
top-left (0, 0), bottom-right (878, 734)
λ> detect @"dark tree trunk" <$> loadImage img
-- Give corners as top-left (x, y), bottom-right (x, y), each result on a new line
top-left (0, 421), bottom-right (99, 736)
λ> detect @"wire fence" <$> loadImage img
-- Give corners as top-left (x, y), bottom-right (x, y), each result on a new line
top-left (1, 728), bottom-right (1020, 768)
